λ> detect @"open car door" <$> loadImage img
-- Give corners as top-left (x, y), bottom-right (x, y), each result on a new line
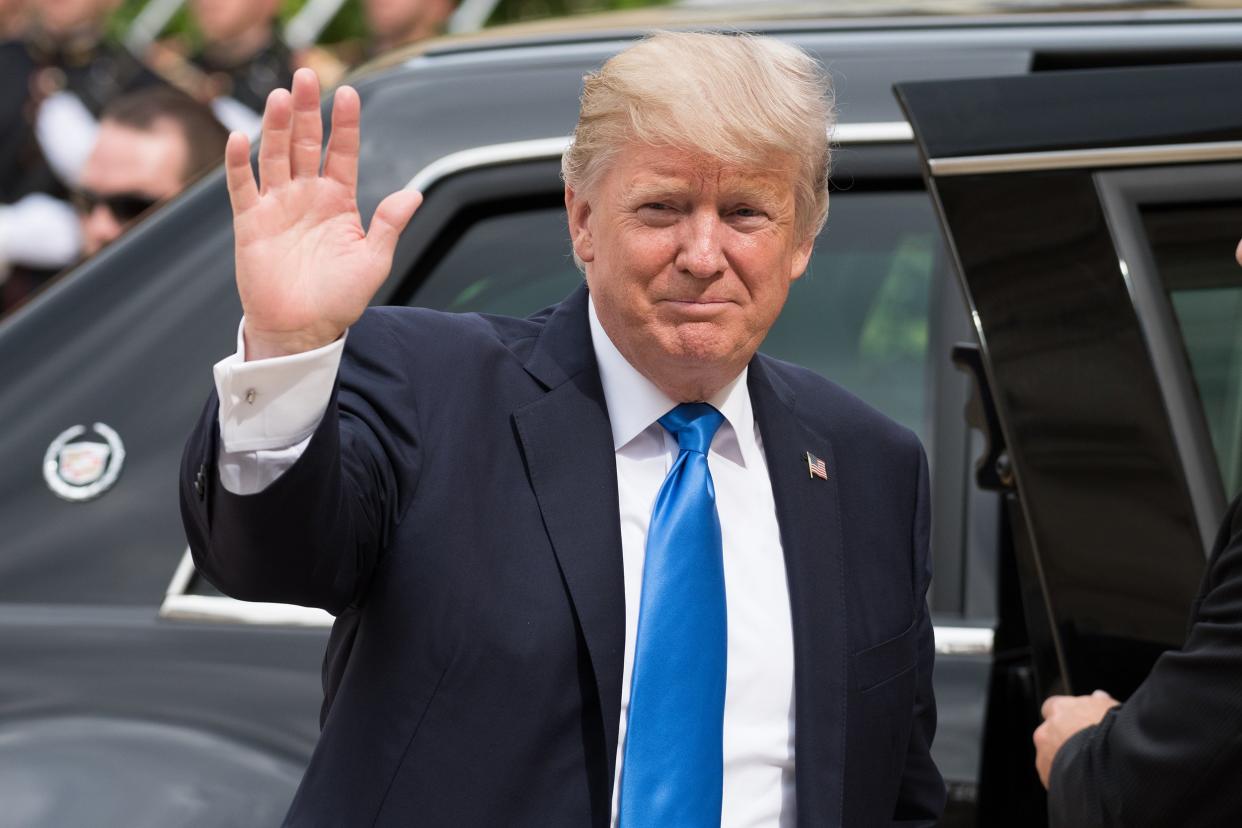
top-left (896, 61), bottom-right (1242, 823)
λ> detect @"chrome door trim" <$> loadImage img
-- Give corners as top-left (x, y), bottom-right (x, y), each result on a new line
top-left (934, 625), bottom-right (994, 656)
top-left (403, 122), bottom-right (914, 193)
top-left (159, 549), bottom-right (334, 627)
top-left (929, 140), bottom-right (1242, 177)
top-left (164, 546), bottom-right (996, 650)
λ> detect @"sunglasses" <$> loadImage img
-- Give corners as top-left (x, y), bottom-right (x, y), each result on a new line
top-left (71, 190), bottom-right (159, 222)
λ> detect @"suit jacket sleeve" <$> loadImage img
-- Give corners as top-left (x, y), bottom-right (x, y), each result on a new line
top-left (894, 442), bottom-right (947, 826)
top-left (1048, 497), bottom-right (1242, 827)
top-left (179, 311), bottom-right (423, 614)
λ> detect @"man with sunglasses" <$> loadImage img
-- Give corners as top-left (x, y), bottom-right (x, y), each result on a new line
top-left (76, 86), bottom-right (227, 256)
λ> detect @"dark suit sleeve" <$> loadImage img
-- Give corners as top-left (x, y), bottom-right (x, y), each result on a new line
top-left (893, 442), bottom-right (948, 826)
top-left (1048, 498), bottom-right (1242, 827)
top-left (179, 311), bottom-right (422, 614)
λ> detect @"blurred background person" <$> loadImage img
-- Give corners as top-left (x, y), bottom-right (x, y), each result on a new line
top-left (292, 0), bottom-right (454, 92)
top-left (364, 0), bottom-right (454, 54)
top-left (3, 0), bottom-right (164, 193)
top-left (190, 0), bottom-right (292, 133)
top-left (0, 0), bottom-right (164, 312)
top-left (0, 0), bottom-right (29, 39)
top-left (74, 86), bottom-right (228, 258)
top-left (148, 0), bottom-right (293, 135)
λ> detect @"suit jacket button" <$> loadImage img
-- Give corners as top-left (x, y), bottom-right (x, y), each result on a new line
top-left (195, 465), bottom-right (206, 499)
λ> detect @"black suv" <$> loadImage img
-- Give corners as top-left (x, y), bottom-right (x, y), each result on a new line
top-left (1, 7), bottom-right (1239, 825)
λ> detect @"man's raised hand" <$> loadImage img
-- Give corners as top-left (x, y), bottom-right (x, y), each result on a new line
top-left (225, 68), bottom-right (422, 360)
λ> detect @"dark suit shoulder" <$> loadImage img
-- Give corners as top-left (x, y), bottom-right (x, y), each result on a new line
top-left (756, 352), bottom-right (922, 456)
top-left (355, 305), bottom-right (543, 367)
top-left (1197, 493), bottom-right (1242, 618)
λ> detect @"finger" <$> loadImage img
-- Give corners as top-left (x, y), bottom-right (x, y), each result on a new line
top-left (1032, 723), bottom-right (1050, 756)
top-left (224, 131), bottom-right (258, 214)
top-left (1091, 689), bottom-right (1112, 700)
top-left (323, 85), bottom-right (360, 195)
top-left (257, 88), bottom-right (292, 192)
top-left (289, 68), bottom-right (323, 179)
top-left (366, 190), bottom-right (423, 262)
top-left (1040, 696), bottom-right (1064, 720)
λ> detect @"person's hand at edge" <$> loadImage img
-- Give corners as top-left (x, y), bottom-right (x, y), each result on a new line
top-left (1034, 689), bottom-right (1120, 788)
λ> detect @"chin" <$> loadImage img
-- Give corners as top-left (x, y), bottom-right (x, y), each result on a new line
top-left (660, 324), bottom-right (747, 368)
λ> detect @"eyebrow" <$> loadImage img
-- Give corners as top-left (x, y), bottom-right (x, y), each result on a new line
top-left (622, 176), bottom-right (787, 205)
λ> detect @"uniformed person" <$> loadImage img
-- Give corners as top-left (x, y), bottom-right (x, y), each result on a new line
top-left (0, 0), bottom-right (163, 312)
top-left (187, 0), bottom-right (293, 133)
top-left (2, 0), bottom-right (162, 200)
top-left (364, 0), bottom-right (454, 55)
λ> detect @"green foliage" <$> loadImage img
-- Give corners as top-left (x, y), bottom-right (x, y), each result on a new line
top-left (489, 0), bottom-right (672, 26)
top-left (111, 0), bottom-right (671, 45)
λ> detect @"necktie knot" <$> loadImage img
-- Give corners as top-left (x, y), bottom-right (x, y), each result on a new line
top-left (659, 403), bottom-right (724, 455)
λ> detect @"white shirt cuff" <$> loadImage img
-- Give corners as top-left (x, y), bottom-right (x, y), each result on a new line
top-left (214, 318), bottom-right (346, 453)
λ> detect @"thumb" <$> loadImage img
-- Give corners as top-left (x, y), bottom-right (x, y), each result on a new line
top-left (367, 189), bottom-right (423, 262)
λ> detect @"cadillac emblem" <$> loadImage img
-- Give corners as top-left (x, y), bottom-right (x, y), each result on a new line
top-left (43, 423), bottom-right (126, 502)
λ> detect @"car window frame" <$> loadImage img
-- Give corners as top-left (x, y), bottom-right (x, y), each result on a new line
top-left (1095, 161), bottom-right (1242, 552)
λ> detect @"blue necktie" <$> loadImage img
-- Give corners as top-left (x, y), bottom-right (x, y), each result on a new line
top-left (619, 402), bottom-right (727, 828)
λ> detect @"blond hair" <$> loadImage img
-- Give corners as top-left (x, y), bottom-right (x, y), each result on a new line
top-left (563, 31), bottom-right (834, 241)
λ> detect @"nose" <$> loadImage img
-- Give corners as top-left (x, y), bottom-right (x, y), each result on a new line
top-left (82, 204), bottom-right (122, 257)
top-left (674, 209), bottom-right (726, 279)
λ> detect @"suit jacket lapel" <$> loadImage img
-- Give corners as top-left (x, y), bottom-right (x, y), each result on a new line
top-left (749, 357), bottom-right (849, 827)
top-left (511, 286), bottom-right (626, 809)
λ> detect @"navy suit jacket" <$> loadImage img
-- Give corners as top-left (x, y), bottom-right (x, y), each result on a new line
top-left (181, 286), bottom-right (945, 826)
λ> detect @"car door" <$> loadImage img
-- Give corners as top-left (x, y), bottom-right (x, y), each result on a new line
top-left (897, 60), bottom-right (1242, 824)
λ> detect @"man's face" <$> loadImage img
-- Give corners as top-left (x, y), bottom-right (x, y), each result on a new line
top-left (568, 143), bottom-right (814, 399)
top-left (35, 0), bottom-right (114, 36)
top-left (77, 119), bottom-right (187, 257)
top-left (192, 0), bottom-right (273, 41)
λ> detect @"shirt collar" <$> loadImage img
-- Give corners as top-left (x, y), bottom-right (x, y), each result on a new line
top-left (587, 295), bottom-right (757, 468)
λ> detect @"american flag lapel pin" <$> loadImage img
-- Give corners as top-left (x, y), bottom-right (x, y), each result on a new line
top-left (806, 451), bottom-right (828, 480)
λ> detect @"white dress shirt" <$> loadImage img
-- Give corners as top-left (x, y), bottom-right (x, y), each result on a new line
top-left (213, 299), bottom-right (797, 827)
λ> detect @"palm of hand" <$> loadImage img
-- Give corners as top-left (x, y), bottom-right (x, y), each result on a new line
top-left (236, 178), bottom-right (372, 342)
top-left (225, 69), bottom-right (422, 359)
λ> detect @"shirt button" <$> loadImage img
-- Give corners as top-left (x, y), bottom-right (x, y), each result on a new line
top-left (245, 388), bottom-right (256, 404)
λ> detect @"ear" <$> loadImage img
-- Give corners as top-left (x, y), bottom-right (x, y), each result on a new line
top-left (789, 234), bottom-right (814, 283)
top-left (565, 185), bottom-right (595, 264)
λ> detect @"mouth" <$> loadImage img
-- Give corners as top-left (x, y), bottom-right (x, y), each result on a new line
top-left (659, 299), bottom-right (734, 319)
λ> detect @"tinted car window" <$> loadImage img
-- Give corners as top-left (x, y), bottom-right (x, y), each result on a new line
top-left (411, 192), bottom-right (944, 442)
top-left (1144, 201), bottom-right (1242, 498)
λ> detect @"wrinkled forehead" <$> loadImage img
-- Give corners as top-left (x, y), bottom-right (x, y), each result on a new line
top-left (80, 120), bottom-right (186, 198)
top-left (609, 144), bottom-right (799, 201)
